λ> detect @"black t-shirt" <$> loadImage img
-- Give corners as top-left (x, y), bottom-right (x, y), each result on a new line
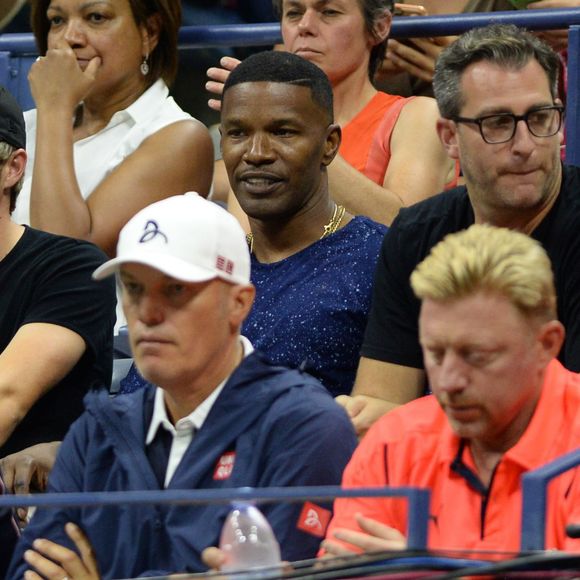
top-left (362, 164), bottom-right (580, 373)
top-left (0, 227), bottom-right (116, 457)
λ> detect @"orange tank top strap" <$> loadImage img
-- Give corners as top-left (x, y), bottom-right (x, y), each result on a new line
top-left (340, 92), bottom-right (407, 184)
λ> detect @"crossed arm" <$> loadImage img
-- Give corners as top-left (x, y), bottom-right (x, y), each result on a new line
top-left (23, 523), bottom-right (100, 580)
top-left (0, 323), bottom-right (85, 450)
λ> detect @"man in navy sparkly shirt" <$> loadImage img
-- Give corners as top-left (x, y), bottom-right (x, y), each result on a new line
top-left (221, 50), bottom-right (387, 398)
top-left (121, 51), bottom-right (386, 398)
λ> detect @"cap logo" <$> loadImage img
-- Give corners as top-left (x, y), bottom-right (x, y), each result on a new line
top-left (216, 255), bottom-right (234, 275)
top-left (139, 220), bottom-right (168, 244)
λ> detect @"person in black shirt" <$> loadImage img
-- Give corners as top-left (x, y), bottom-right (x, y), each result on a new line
top-left (338, 24), bottom-right (580, 437)
top-left (0, 86), bottom-right (115, 458)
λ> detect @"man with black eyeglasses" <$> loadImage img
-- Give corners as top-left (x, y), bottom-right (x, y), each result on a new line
top-left (337, 24), bottom-right (580, 437)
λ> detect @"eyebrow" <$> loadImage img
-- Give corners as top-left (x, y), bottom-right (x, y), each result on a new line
top-left (48, 1), bottom-right (111, 11)
top-left (223, 118), bottom-right (306, 132)
top-left (473, 102), bottom-right (556, 117)
top-left (283, 0), bottom-right (338, 9)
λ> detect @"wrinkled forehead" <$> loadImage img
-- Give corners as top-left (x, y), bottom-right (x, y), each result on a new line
top-left (458, 59), bottom-right (554, 116)
top-left (418, 292), bottom-right (529, 345)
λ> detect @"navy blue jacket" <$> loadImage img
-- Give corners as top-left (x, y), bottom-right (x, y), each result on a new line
top-left (0, 476), bottom-right (18, 579)
top-left (9, 352), bottom-right (357, 579)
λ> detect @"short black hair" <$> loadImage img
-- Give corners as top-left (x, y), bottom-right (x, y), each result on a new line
top-left (223, 51), bottom-right (334, 123)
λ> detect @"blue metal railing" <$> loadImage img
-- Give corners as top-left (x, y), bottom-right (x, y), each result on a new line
top-left (567, 26), bottom-right (580, 167)
top-left (1, 10), bottom-right (579, 153)
top-left (2, 8), bottom-right (580, 50)
top-left (175, 7), bottom-right (580, 47)
top-left (0, 484), bottom-right (431, 550)
top-left (520, 447), bottom-right (580, 551)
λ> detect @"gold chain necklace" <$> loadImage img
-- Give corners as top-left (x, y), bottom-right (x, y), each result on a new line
top-left (246, 204), bottom-right (345, 253)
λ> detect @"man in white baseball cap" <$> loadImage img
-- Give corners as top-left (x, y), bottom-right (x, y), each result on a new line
top-left (10, 193), bottom-right (356, 579)
top-left (92, 192), bottom-right (251, 285)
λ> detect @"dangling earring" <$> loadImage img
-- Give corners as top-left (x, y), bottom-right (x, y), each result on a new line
top-left (140, 54), bottom-right (150, 76)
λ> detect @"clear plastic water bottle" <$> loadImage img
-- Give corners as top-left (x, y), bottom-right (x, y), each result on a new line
top-left (219, 502), bottom-right (282, 573)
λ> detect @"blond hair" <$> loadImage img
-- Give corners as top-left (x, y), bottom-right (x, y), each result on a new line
top-left (410, 224), bottom-right (556, 321)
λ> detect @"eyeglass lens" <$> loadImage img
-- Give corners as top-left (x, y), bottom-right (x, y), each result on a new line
top-left (481, 108), bottom-right (561, 143)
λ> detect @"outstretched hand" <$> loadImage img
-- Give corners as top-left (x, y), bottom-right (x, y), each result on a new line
top-left (383, 36), bottom-right (454, 83)
top-left (23, 522), bottom-right (100, 580)
top-left (206, 56), bottom-right (242, 111)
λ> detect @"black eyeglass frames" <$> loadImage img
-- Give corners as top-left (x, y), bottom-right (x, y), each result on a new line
top-left (451, 105), bottom-right (565, 144)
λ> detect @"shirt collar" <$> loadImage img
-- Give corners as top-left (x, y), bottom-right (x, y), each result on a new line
top-left (146, 336), bottom-right (254, 444)
top-left (107, 79), bottom-right (168, 128)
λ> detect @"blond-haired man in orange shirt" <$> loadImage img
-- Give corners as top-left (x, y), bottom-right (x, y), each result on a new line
top-left (324, 224), bottom-right (580, 556)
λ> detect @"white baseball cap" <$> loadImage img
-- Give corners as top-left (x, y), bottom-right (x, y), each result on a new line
top-left (92, 193), bottom-right (251, 284)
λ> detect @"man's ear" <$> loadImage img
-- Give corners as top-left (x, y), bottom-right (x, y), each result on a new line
top-left (322, 124), bottom-right (341, 167)
top-left (555, 97), bottom-right (565, 146)
top-left (436, 118), bottom-right (460, 160)
top-left (229, 284), bottom-right (256, 330)
top-left (2, 149), bottom-right (26, 189)
top-left (535, 319), bottom-right (565, 366)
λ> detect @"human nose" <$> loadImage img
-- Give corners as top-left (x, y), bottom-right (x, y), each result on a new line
top-left (63, 18), bottom-right (87, 47)
top-left (510, 118), bottom-right (536, 156)
top-left (433, 352), bottom-right (469, 395)
top-left (136, 294), bottom-right (164, 326)
top-left (297, 9), bottom-right (317, 34)
top-left (242, 133), bottom-right (275, 164)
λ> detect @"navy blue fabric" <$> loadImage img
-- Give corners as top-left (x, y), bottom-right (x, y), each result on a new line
top-left (244, 216), bottom-right (387, 397)
top-left (0, 477), bottom-right (18, 579)
top-left (145, 423), bottom-right (173, 488)
top-left (8, 352), bottom-right (357, 579)
top-left (118, 362), bottom-right (144, 394)
top-left (120, 217), bottom-right (386, 398)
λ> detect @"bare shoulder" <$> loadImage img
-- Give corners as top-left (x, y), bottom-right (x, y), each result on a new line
top-left (143, 117), bottom-right (213, 151)
top-left (85, 118), bottom-right (214, 253)
top-left (396, 96), bottom-right (441, 129)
